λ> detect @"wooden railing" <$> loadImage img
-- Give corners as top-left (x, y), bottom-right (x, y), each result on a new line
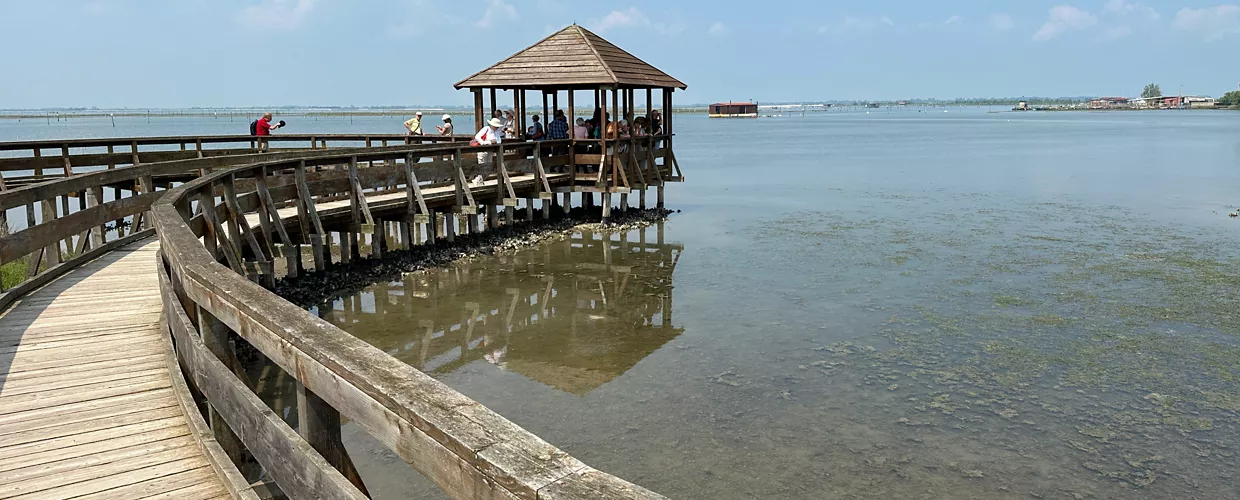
top-left (0, 134), bottom-right (469, 190)
top-left (150, 141), bottom-right (672, 498)
top-left (0, 131), bottom-right (678, 499)
top-left (0, 141), bottom-right (466, 308)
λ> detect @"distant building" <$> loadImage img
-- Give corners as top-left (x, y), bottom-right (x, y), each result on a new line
top-left (1089, 97), bottom-right (1130, 109)
top-left (708, 102), bottom-right (758, 118)
top-left (1186, 96), bottom-right (1216, 109)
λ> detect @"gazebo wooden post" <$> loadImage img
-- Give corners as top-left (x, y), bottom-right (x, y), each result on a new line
top-left (643, 88), bottom-right (653, 210)
top-left (489, 88), bottom-right (497, 121)
top-left (568, 90), bottom-right (576, 174)
top-left (659, 89), bottom-right (670, 209)
top-left (513, 89), bottom-right (522, 140)
top-left (473, 90), bottom-right (484, 137)
top-left (620, 88), bottom-right (629, 213)
top-left (542, 91), bottom-right (549, 138)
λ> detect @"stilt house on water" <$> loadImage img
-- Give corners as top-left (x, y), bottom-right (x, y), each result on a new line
top-left (708, 102), bottom-right (759, 118)
top-left (454, 24), bottom-right (686, 223)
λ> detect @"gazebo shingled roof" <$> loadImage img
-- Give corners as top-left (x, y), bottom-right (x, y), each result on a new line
top-left (454, 24), bottom-right (687, 90)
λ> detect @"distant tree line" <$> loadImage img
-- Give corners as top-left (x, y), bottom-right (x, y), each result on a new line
top-left (1219, 91), bottom-right (1240, 107)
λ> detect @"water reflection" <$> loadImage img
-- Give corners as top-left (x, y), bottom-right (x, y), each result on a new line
top-left (320, 222), bottom-right (683, 395)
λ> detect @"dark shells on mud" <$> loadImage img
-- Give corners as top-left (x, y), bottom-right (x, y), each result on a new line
top-left (273, 206), bottom-right (674, 310)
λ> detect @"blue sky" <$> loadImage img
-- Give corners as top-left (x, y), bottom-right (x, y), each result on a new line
top-left (3, 0), bottom-right (1239, 108)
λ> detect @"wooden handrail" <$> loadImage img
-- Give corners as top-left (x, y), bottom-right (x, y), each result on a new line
top-left (151, 145), bottom-right (668, 499)
top-left (0, 134), bottom-right (676, 499)
top-left (0, 133), bottom-right (471, 151)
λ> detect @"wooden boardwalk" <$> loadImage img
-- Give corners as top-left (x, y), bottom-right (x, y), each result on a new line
top-left (0, 240), bottom-right (231, 500)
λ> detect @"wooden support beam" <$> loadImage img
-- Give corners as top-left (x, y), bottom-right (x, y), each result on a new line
top-left (297, 383), bottom-right (370, 496)
top-left (202, 185), bottom-right (244, 273)
top-left (347, 156), bottom-right (374, 234)
top-left (197, 306), bottom-right (247, 469)
top-left (373, 218), bottom-right (385, 258)
top-left (222, 176), bottom-right (269, 266)
top-left (257, 168), bottom-right (297, 277)
top-left (295, 162), bottom-right (327, 271)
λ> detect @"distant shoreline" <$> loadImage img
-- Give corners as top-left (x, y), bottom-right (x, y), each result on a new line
top-left (0, 104), bottom-right (1234, 120)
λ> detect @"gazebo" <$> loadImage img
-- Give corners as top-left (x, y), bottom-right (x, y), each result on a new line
top-left (455, 24), bottom-right (685, 222)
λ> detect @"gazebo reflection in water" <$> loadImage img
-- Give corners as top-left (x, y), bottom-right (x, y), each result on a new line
top-left (251, 223), bottom-right (683, 406)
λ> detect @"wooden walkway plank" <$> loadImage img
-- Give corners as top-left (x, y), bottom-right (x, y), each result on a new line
top-left (5, 456), bottom-right (211, 500)
top-left (0, 377), bottom-right (171, 415)
top-left (0, 435), bottom-right (197, 489)
top-left (0, 240), bottom-right (231, 498)
top-left (0, 388), bottom-right (175, 428)
top-left (0, 355), bottom-right (165, 384)
top-left (0, 394), bottom-right (177, 438)
top-left (0, 407), bottom-right (182, 448)
top-left (0, 416), bottom-right (186, 463)
top-left (0, 426), bottom-right (190, 475)
top-left (77, 467), bottom-right (227, 500)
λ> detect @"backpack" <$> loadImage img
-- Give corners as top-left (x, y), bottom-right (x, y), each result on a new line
top-left (249, 120), bottom-right (258, 135)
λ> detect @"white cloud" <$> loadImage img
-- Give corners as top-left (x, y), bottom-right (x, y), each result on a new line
top-left (588, 7), bottom-right (682, 35)
top-left (476, 0), bottom-right (517, 28)
top-left (236, 0), bottom-right (317, 31)
top-left (1173, 5), bottom-right (1240, 39)
top-left (1104, 0), bottom-right (1160, 21)
top-left (818, 15), bottom-right (893, 34)
top-left (989, 13), bottom-right (1014, 31)
top-left (1100, 25), bottom-right (1134, 39)
top-left (1033, 5), bottom-right (1097, 41)
top-left (944, 15), bottom-right (963, 25)
top-left (591, 7), bottom-right (647, 33)
top-left (708, 22), bottom-right (729, 37)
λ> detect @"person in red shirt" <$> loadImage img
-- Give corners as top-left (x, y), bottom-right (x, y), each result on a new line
top-left (256, 112), bottom-right (275, 136)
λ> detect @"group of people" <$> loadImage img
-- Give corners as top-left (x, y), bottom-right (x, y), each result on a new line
top-left (469, 108), bottom-right (663, 143)
top-left (403, 111), bottom-right (453, 143)
top-left (468, 107), bottom-right (663, 171)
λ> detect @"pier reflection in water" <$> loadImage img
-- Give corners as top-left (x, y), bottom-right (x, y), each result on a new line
top-left (248, 222), bottom-right (683, 497)
top-left (320, 223), bottom-right (683, 394)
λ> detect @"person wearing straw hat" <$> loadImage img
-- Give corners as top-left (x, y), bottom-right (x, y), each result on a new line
top-left (403, 111), bottom-right (423, 144)
top-left (472, 117), bottom-right (504, 165)
top-left (435, 114), bottom-right (453, 136)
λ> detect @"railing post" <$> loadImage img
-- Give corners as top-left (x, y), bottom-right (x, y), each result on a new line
top-left (87, 186), bottom-right (104, 248)
top-left (197, 306), bottom-right (247, 469)
top-left (296, 383), bottom-right (369, 495)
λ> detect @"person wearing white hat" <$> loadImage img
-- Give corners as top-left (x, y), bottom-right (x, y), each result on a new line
top-left (472, 117), bottom-right (504, 165)
top-left (403, 111), bottom-right (423, 144)
top-left (435, 114), bottom-right (453, 136)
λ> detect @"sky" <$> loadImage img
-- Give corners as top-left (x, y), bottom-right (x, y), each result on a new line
top-left (2, 0), bottom-right (1239, 108)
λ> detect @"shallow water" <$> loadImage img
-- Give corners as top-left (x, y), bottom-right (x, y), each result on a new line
top-left (12, 110), bottom-right (1240, 498)
top-left (318, 110), bottom-right (1240, 499)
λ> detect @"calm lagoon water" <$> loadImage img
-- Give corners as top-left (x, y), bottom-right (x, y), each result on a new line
top-left (10, 109), bottom-right (1240, 499)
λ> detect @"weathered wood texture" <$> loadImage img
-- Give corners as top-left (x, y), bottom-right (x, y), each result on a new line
top-left (0, 241), bottom-right (235, 499)
top-left (455, 25), bottom-right (686, 90)
top-left (155, 143), bottom-right (671, 500)
top-left (0, 131), bottom-right (679, 500)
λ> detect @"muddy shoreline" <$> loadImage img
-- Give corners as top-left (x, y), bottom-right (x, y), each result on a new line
top-left (272, 206), bottom-right (674, 309)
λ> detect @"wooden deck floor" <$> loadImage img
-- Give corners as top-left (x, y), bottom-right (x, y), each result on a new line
top-left (0, 240), bottom-right (231, 500)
